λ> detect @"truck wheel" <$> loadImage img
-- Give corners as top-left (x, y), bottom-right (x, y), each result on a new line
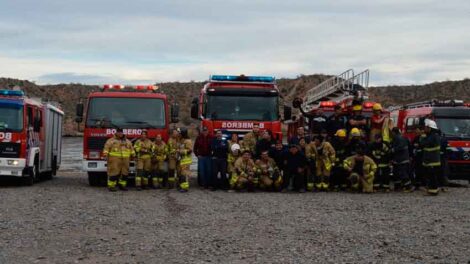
top-left (88, 172), bottom-right (101, 186)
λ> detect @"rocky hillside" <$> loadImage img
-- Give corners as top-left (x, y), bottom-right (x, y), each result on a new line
top-left (1, 76), bottom-right (469, 135)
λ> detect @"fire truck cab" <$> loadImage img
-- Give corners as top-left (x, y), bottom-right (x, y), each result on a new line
top-left (75, 85), bottom-right (179, 186)
top-left (390, 100), bottom-right (470, 181)
top-left (190, 75), bottom-right (291, 139)
top-left (0, 89), bottom-right (64, 185)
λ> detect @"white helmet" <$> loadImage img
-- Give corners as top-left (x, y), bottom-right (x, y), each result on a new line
top-left (231, 143), bottom-right (241, 153)
top-left (425, 119), bottom-right (438, 129)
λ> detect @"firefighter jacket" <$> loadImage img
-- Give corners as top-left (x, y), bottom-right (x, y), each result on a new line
top-left (369, 141), bottom-right (391, 167)
top-left (134, 138), bottom-right (154, 159)
top-left (179, 139), bottom-right (193, 166)
top-left (255, 158), bottom-right (279, 177)
top-left (314, 141), bottom-right (336, 170)
top-left (234, 157), bottom-right (255, 177)
top-left (153, 141), bottom-right (168, 161)
top-left (343, 155), bottom-right (377, 178)
top-left (103, 136), bottom-right (135, 158)
top-left (420, 131), bottom-right (441, 167)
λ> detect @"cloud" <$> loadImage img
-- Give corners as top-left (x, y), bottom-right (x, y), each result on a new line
top-left (0, 0), bottom-right (469, 85)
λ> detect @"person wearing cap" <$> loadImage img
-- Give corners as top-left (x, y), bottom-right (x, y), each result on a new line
top-left (231, 150), bottom-right (256, 191)
top-left (177, 128), bottom-right (193, 192)
top-left (282, 144), bottom-right (308, 193)
top-left (241, 123), bottom-right (261, 154)
top-left (326, 105), bottom-right (347, 138)
top-left (330, 129), bottom-right (349, 190)
top-left (368, 133), bottom-right (392, 192)
top-left (312, 135), bottom-right (336, 191)
top-left (391, 127), bottom-right (413, 192)
top-left (193, 126), bottom-right (213, 189)
top-left (348, 104), bottom-right (368, 134)
top-left (370, 103), bottom-right (392, 143)
top-left (255, 150), bottom-right (282, 191)
top-left (102, 128), bottom-right (135, 192)
top-left (343, 143), bottom-right (377, 193)
top-left (419, 119), bottom-right (441, 195)
top-left (166, 128), bottom-right (181, 189)
top-left (152, 134), bottom-right (168, 189)
top-left (211, 130), bottom-right (229, 190)
top-left (134, 130), bottom-right (155, 190)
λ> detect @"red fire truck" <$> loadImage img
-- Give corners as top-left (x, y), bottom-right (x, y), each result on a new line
top-left (75, 85), bottom-right (179, 186)
top-left (190, 75), bottom-right (291, 139)
top-left (0, 89), bottom-right (64, 185)
top-left (289, 69), bottom-right (388, 138)
top-left (390, 100), bottom-right (470, 181)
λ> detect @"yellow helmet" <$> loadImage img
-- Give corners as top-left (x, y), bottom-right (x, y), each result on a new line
top-left (352, 105), bottom-right (362, 111)
top-left (373, 103), bottom-right (383, 111)
top-left (335, 129), bottom-right (347, 138)
top-left (350, 128), bottom-right (361, 137)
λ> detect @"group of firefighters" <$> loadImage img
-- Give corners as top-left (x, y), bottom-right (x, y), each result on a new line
top-left (102, 102), bottom-right (447, 196)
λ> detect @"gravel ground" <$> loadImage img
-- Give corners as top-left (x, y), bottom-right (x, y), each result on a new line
top-left (0, 138), bottom-right (469, 264)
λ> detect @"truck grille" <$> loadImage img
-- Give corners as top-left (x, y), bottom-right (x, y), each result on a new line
top-left (0, 142), bottom-right (21, 158)
top-left (87, 137), bottom-right (109, 151)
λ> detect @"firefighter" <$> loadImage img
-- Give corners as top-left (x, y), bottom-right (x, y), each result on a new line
top-left (134, 129), bottom-right (154, 190)
top-left (420, 119), bottom-right (441, 195)
top-left (103, 128), bottom-right (135, 192)
top-left (348, 104), bottom-right (368, 135)
top-left (326, 105), bottom-right (347, 139)
top-left (304, 138), bottom-right (316, 191)
top-left (412, 127), bottom-right (426, 189)
top-left (330, 129), bottom-right (349, 190)
top-left (228, 143), bottom-right (241, 191)
top-left (343, 144), bottom-right (377, 193)
top-left (391, 127), bottom-right (413, 192)
top-left (313, 135), bottom-right (336, 191)
top-left (241, 123), bottom-right (261, 154)
top-left (177, 128), bottom-right (193, 192)
top-left (347, 128), bottom-right (364, 156)
top-left (283, 144), bottom-right (308, 193)
top-left (167, 128), bottom-right (180, 189)
top-left (369, 134), bottom-right (392, 192)
top-left (370, 103), bottom-right (392, 142)
top-left (232, 150), bottom-right (256, 191)
top-left (152, 134), bottom-right (168, 188)
top-left (255, 150), bottom-right (282, 191)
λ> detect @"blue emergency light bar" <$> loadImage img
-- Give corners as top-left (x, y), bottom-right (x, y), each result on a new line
top-left (210, 75), bottom-right (275, 83)
top-left (0, 90), bottom-right (24, 97)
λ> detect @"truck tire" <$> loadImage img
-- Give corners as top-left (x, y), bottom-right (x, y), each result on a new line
top-left (88, 172), bottom-right (101, 186)
top-left (24, 157), bottom-right (39, 186)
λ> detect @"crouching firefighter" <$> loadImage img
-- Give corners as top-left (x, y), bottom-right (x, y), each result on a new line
top-left (103, 128), bottom-right (135, 192)
top-left (255, 150), bottom-right (282, 191)
top-left (343, 143), bottom-right (377, 193)
top-left (152, 134), bottom-right (168, 188)
top-left (231, 150), bottom-right (256, 191)
top-left (134, 130), bottom-right (154, 190)
top-left (177, 128), bottom-right (193, 192)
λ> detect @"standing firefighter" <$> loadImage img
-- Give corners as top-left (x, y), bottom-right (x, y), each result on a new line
top-left (420, 119), bottom-right (442, 195)
top-left (330, 129), bottom-right (348, 190)
top-left (369, 134), bottom-right (392, 192)
top-left (134, 130), bottom-right (154, 190)
top-left (103, 128), bottom-right (135, 192)
top-left (313, 135), bottom-right (336, 191)
top-left (167, 129), bottom-right (181, 189)
top-left (343, 144), bottom-right (377, 193)
top-left (177, 128), bottom-right (193, 192)
top-left (152, 134), bottom-right (168, 188)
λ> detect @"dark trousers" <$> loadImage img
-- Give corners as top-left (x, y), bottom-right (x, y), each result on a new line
top-left (284, 170), bottom-right (306, 191)
top-left (212, 158), bottom-right (228, 189)
top-left (197, 156), bottom-right (212, 188)
top-left (330, 166), bottom-right (347, 188)
top-left (425, 165), bottom-right (440, 191)
top-left (375, 166), bottom-right (391, 187)
top-left (306, 160), bottom-right (316, 186)
top-left (394, 162), bottom-right (411, 186)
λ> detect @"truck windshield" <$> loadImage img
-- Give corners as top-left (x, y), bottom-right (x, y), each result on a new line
top-left (435, 118), bottom-right (470, 138)
top-left (205, 95), bottom-right (279, 121)
top-left (0, 102), bottom-right (23, 131)
top-left (86, 98), bottom-right (166, 128)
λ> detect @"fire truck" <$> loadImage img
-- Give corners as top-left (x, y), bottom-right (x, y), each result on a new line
top-left (289, 69), bottom-right (387, 138)
top-left (0, 89), bottom-right (64, 185)
top-left (390, 100), bottom-right (470, 181)
top-left (190, 75), bottom-right (291, 139)
top-left (75, 85), bottom-right (179, 186)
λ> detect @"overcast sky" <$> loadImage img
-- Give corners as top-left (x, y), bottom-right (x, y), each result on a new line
top-left (0, 0), bottom-right (469, 85)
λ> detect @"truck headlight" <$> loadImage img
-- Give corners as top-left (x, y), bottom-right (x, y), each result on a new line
top-left (89, 151), bottom-right (100, 159)
top-left (7, 160), bottom-right (19, 166)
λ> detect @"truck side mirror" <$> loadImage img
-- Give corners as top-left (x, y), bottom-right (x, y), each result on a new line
top-left (191, 97), bottom-right (199, 119)
top-left (171, 103), bottom-right (179, 123)
top-left (76, 103), bottom-right (84, 123)
top-left (283, 105), bottom-right (292, 121)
